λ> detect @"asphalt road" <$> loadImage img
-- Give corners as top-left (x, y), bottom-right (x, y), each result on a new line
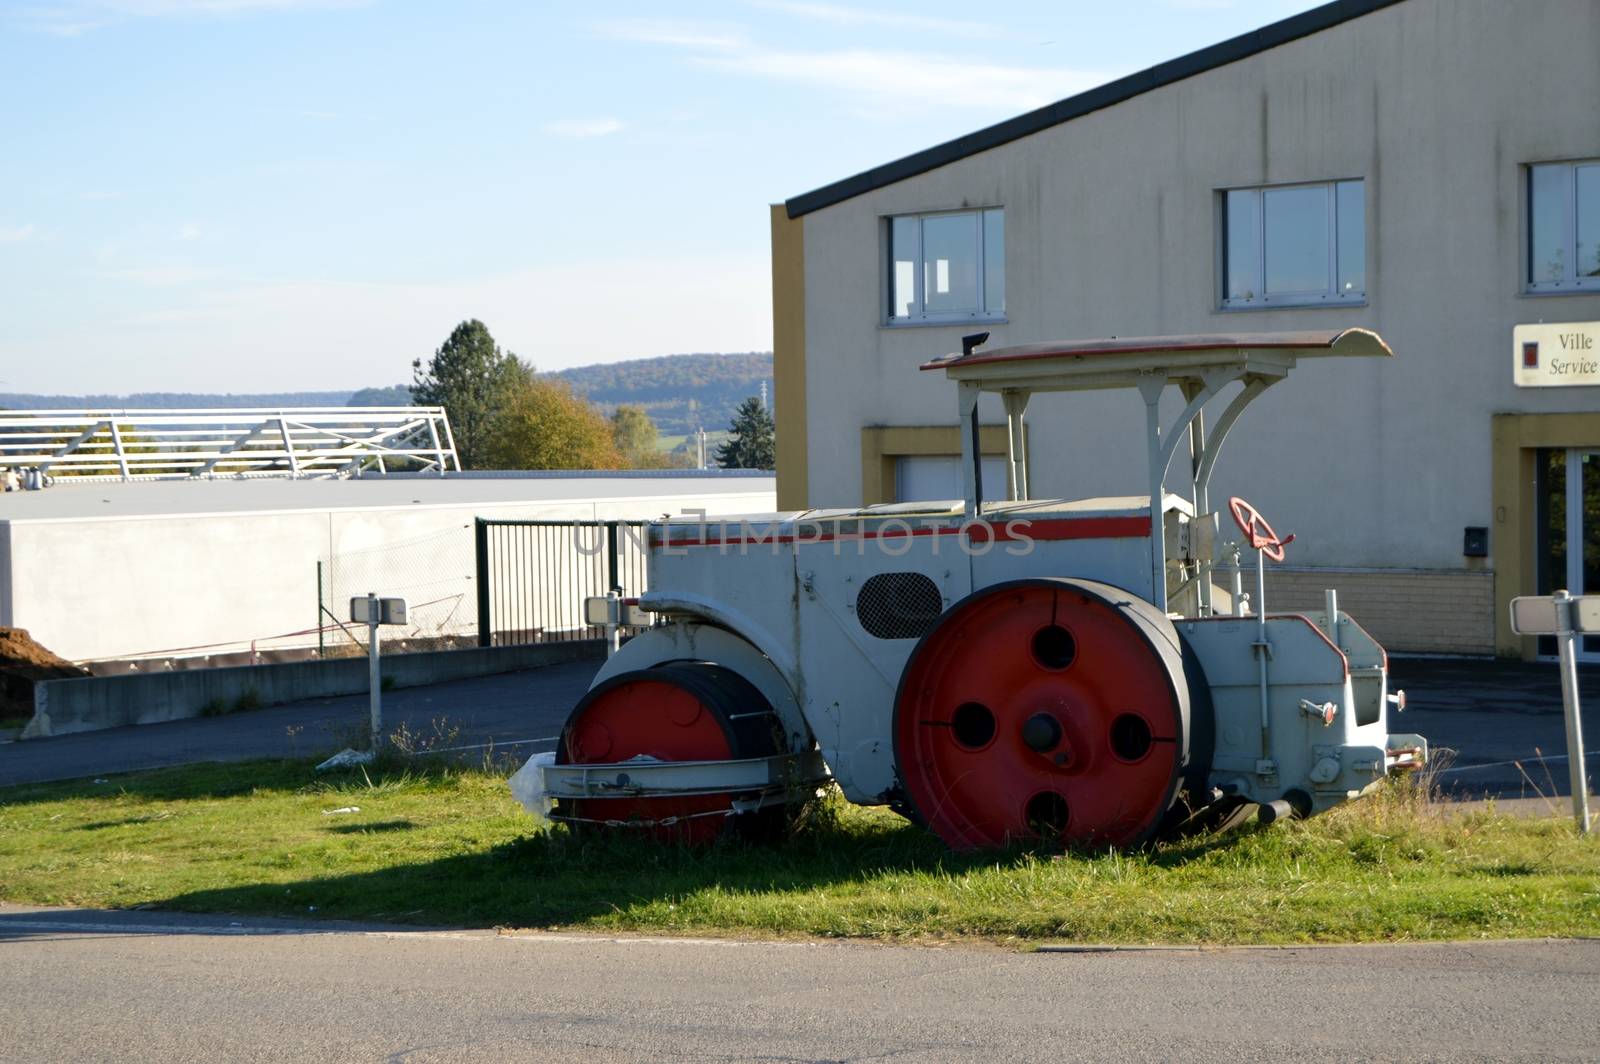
top-left (2, 655), bottom-right (1597, 802)
top-left (1, 904), bottom-right (1596, 1063)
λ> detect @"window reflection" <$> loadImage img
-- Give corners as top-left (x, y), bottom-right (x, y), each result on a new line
top-left (1263, 186), bottom-right (1330, 295)
top-left (1225, 189), bottom-right (1259, 301)
top-left (885, 208), bottom-right (1004, 322)
top-left (921, 213), bottom-right (981, 314)
top-left (1336, 180), bottom-right (1365, 295)
top-left (1530, 164), bottom-right (1567, 285)
top-left (983, 209), bottom-right (1005, 315)
top-left (1578, 165), bottom-right (1599, 279)
top-left (1221, 180), bottom-right (1362, 307)
top-left (889, 216), bottom-right (917, 319)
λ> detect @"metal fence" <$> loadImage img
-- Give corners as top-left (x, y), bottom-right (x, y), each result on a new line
top-left (474, 519), bottom-right (651, 647)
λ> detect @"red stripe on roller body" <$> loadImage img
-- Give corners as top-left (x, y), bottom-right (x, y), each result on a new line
top-left (655, 515), bottom-right (1151, 550)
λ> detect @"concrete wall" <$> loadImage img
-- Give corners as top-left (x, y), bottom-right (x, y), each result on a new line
top-left (792, 0), bottom-right (1600, 653)
top-left (3, 485), bottom-right (773, 663)
top-left (24, 639), bottom-right (602, 738)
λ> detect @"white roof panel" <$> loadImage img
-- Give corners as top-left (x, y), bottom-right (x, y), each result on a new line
top-left (0, 471), bottom-right (775, 523)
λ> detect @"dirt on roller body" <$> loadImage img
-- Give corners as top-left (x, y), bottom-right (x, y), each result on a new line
top-left (0, 628), bottom-right (88, 721)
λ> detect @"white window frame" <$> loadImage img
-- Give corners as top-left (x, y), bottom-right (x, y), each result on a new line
top-left (1526, 159), bottom-right (1600, 295)
top-left (1219, 179), bottom-right (1366, 310)
top-left (885, 207), bottom-right (1004, 326)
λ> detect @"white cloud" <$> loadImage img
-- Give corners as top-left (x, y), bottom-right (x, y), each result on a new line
top-left (592, 18), bottom-right (747, 51)
top-left (10, 0), bottom-right (371, 35)
top-left (699, 47), bottom-right (1102, 113)
top-left (542, 117), bottom-right (626, 139)
top-left (0, 225), bottom-right (37, 244)
top-left (176, 223), bottom-right (202, 241)
top-left (599, 15), bottom-right (1103, 115)
top-left (748, 1), bottom-right (1001, 39)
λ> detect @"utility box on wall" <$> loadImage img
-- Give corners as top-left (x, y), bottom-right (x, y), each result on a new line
top-left (1463, 527), bottom-right (1489, 558)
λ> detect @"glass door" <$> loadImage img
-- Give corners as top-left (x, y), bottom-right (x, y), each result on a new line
top-left (1535, 449), bottom-right (1600, 660)
top-left (1565, 450), bottom-right (1600, 660)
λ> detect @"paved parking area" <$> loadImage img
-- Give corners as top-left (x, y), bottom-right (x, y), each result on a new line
top-left (1390, 657), bottom-right (1600, 801)
top-left (0, 661), bottom-right (597, 788)
top-left (1, 654), bottom-right (1596, 801)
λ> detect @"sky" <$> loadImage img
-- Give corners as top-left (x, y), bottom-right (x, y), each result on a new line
top-left (0, 0), bottom-right (1323, 394)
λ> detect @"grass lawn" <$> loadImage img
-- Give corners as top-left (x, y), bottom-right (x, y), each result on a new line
top-left (1, 757), bottom-right (1596, 946)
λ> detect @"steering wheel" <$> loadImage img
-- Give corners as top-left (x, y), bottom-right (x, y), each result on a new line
top-left (1228, 496), bottom-right (1294, 563)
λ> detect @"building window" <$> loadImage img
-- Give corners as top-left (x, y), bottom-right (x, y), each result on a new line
top-left (1528, 161), bottom-right (1600, 293)
top-left (1221, 180), bottom-right (1365, 308)
top-left (887, 208), bottom-right (1004, 323)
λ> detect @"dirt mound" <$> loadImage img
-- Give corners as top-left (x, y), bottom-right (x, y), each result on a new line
top-left (0, 628), bottom-right (88, 721)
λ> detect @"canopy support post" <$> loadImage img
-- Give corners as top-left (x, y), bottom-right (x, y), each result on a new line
top-left (1002, 389), bottom-right (1030, 502)
top-left (1137, 376), bottom-right (1167, 606)
top-left (958, 382), bottom-right (982, 520)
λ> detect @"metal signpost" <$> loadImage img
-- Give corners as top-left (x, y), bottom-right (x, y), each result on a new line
top-left (349, 593), bottom-right (408, 751)
top-left (1509, 590), bottom-right (1595, 834)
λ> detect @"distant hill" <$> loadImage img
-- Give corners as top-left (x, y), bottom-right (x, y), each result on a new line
top-left (551, 352), bottom-right (772, 438)
top-left (0, 351), bottom-right (774, 438)
top-left (0, 391), bottom-right (355, 410)
top-left (347, 385), bottom-right (413, 406)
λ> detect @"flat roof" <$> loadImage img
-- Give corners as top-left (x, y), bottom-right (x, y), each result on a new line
top-left (785, 0), bottom-right (1405, 218)
top-left (0, 471), bottom-right (775, 523)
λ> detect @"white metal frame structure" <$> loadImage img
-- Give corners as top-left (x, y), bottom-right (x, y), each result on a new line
top-left (0, 407), bottom-right (459, 480)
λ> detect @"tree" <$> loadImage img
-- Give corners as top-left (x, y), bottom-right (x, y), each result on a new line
top-left (410, 320), bottom-right (525, 468)
top-left (347, 384), bottom-right (412, 407)
top-left (715, 397), bottom-right (775, 471)
top-left (610, 405), bottom-right (659, 466)
top-left (485, 377), bottom-right (622, 471)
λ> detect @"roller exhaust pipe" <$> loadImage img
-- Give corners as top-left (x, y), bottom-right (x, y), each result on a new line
top-left (1257, 789), bottom-right (1312, 825)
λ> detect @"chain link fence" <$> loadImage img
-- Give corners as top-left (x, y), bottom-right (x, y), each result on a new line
top-left (317, 525), bottom-right (478, 656)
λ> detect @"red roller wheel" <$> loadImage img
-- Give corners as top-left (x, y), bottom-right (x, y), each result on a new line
top-left (555, 662), bottom-right (786, 845)
top-left (893, 578), bottom-right (1195, 850)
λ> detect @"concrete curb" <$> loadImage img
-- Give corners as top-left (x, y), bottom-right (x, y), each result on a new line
top-left (23, 641), bottom-right (603, 739)
top-left (1035, 936), bottom-right (1600, 954)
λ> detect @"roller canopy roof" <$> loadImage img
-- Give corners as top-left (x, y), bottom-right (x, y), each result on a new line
top-left (921, 328), bottom-right (1392, 392)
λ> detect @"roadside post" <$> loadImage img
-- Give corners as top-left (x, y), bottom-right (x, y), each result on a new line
top-left (584, 592), bottom-right (649, 659)
top-left (1508, 590), bottom-right (1594, 834)
top-left (349, 593), bottom-right (408, 752)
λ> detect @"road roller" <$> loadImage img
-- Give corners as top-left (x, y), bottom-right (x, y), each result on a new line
top-left (510, 328), bottom-right (1426, 850)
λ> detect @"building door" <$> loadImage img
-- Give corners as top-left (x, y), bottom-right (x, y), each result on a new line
top-left (1537, 448), bottom-right (1600, 660)
top-left (894, 454), bottom-right (1009, 504)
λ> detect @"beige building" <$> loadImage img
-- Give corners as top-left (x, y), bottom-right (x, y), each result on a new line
top-left (769, 0), bottom-right (1600, 659)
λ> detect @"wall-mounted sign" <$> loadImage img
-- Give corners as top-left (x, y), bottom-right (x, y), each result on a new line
top-left (1514, 321), bottom-right (1600, 387)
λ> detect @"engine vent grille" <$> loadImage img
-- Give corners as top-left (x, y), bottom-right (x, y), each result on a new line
top-left (856, 572), bottom-right (944, 640)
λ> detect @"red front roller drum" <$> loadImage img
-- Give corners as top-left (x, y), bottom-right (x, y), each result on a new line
top-left (555, 662), bottom-right (786, 845)
top-left (892, 578), bottom-right (1195, 850)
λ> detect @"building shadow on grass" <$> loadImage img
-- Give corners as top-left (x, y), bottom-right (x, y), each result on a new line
top-left (150, 812), bottom-right (1264, 931)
